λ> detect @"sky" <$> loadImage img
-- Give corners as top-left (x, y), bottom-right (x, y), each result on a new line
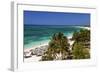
top-left (24, 10), bottom-right (90, 26)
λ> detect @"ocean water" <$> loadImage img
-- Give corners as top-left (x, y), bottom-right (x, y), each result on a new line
top-left (24, 25), bottom-right (83, 49)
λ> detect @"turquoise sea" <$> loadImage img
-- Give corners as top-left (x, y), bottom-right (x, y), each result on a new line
top-left (24, 25), bottom-right (85, 49)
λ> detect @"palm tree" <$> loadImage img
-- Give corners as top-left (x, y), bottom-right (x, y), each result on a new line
top-left (41, 32), bottom-right (70, 61)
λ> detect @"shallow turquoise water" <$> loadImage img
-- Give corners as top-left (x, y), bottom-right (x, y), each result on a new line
top-left (24, 25), bottom-right (82, 49)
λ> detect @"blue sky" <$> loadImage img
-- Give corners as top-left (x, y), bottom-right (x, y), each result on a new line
top-left (24, 11), bottom-right (90, 25)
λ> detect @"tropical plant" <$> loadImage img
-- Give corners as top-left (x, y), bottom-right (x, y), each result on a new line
top-left (72, 29), bottom-right (90, 59)
top-left (72, 29), bottom-right (90, 42)
top-left (41, 32), bottom-right (70, 61)
top-left (72, 42), bottom-right (90, 59)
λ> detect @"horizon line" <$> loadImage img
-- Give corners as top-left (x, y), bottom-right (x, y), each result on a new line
top-left (24, 24), bottom-right (90, 26)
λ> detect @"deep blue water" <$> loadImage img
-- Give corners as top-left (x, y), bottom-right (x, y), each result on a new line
top-left (24, 25), bottom-right (83, 49)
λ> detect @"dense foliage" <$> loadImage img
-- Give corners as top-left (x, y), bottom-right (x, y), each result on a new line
top-left (72, 29), bottom-right (90, 59)
top-left (72, 29), bottom-right (90, 42)
top-left (41, 29), bottom-right (90, 61)
top-left (41, 32), bottom-right (70, 61)
top-left (72, 42), bottom-right (90, 59)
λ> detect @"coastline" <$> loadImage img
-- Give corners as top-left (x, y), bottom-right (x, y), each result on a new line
top-left (76, 26), bottom-right (90, 30)
top-left (24, 42), bottom-right (48, 53)
top-left (24, 26), bottom-right (90, 51)
top-left (24, 35), bottom-right (74, 62)
top-left (24, 42), bottom-right (48, 62)
top-left (24, 26), bottom-right (90, 62)
top-left (24, 35), bottom-right (73, 52)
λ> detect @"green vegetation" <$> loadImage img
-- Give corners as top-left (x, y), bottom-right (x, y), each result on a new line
top-left (41, 32), bottom-right (70, 61)
top-left (72, 42), bottom-right (90, 59)
top-left (41, 29), bottom-right (90, 61)
top-left (72, 29), bottom-right (90, 59)
top-left (72, 29), bottom-right (90, 42)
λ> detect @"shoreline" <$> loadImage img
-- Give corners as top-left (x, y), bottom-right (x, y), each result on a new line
top-left (24, 42), bottom-right (48, 52)
top-left (76, 26), bottom-right (90, 30)
top-left (24, 26), bottom-right (90, 62)
top-left (24, 35), bottom-right (74, 62)
top-left (24, 42), bottom-right (49, 62)
top-left (24, 26), bottom-right (90, 51)
top-left (24, 35), bottom-right (73, 52)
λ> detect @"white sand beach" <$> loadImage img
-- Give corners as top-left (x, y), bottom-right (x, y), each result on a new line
top-left (24, 55), bottom-right (41, 62)
top-left (83, 27), bottom-right (90, 30)
top-left (67, 36), bottom-right (75, 50)
top-left (24, 25), bottom-right (91, 62)
top-left (24, 42), bottom-right (48, 62)
top-left (24, 35), bottom-right (74, 62)
top-left (76, 26), bottom-right (90, 30)
top-left (24, 42), bottom-right (48, 52)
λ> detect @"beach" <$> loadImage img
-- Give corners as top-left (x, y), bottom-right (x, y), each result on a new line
top-left (24, 35), bottom-right (74, 62)
top-left (24, 26), bottom-right (90, 62)
top-left (75, 26), bottom-right (90, 30)
top-left (24, 11), bottom-right (90, 62)
top-left (24, 42), bottom-right (48, 62)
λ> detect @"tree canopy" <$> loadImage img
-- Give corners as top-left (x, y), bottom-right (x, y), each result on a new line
top-left (72, 29), bottom-right (90, 59)
top-left (41, 29), bottom-right (90, 61)
top-left (41, 32), bottom-right (70, 61)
